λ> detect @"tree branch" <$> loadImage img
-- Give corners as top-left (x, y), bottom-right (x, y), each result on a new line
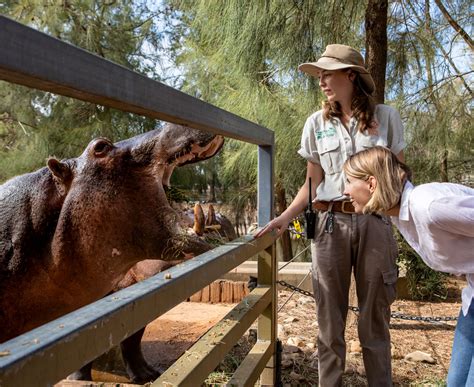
top-left (433, 0), bottom-right (474, 51)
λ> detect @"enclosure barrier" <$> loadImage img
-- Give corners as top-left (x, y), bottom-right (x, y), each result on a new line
top-left (0, 15), bottom-right (276, 386)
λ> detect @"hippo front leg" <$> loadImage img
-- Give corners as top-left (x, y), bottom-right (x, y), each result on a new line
top-left (121, 327), bottom-right (160, 383)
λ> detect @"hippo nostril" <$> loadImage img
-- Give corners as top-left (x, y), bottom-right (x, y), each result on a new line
top-left (92, 139), bottom-right (112, 158)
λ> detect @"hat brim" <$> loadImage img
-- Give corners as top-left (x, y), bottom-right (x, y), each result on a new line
top-left (298, 62), bottom-right (375, 94)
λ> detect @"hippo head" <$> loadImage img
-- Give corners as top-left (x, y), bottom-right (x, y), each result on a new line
top-left (46, 123), bottom-right (223, 283)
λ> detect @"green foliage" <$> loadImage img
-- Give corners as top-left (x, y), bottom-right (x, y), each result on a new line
top-left (395, 230), bottom-right (447, 301)
top-left (388, 0), bottom-right (473, 184)
top-left (166, 1), bottom-right (471, 299)
top-left (164, 185), bottom-right (190, 203)
top-left (166, 0), bottom-right (365, 211)
top-left (0, 1), bottom-right (164, 182)
top-left (1, 0), bottom-right (471, 302)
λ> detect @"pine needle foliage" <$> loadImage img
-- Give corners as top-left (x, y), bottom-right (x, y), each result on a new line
top-left (167, 0), bottom-right (365, 209)
top-left (0, 0), bottom-right (167, 182)
top-left (387, 0), bottom-right (473, 184)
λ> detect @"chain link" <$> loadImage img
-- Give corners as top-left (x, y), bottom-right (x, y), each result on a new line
top-left (277, 280), bottom-right (458, 322)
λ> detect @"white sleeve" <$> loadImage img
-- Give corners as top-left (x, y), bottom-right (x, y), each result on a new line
top-left (387, 108), bottom-right (407, 155)
top-left (428, 196), bottom-right (474, 237)
top-left (297, 115), bottom-right (321, 164)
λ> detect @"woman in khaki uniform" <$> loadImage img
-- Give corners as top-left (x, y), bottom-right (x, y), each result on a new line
top-left (255, 44), bottom-right (405, 386)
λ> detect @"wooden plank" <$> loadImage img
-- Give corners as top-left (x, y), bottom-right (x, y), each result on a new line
top-left (227, 341), bottom-right (274, 387)
top-left (152, 286), bottom-right (272, 386)
top-left (0, 16), bottom-right (274, 146)
top-left (0, 234), bottom-right (276, 387)
top-left (258, 244), bottom-right (277, 385)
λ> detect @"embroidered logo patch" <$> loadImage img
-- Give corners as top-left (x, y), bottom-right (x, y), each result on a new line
top-left (316, 127), bottom-right (337, 140)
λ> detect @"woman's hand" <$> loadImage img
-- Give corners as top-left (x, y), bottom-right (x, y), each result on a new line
top-left (253, 215), bottom-right (291, 238)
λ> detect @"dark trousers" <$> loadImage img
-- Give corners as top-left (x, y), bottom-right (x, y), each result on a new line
top-left (311, 211), bottom-right (398, 387)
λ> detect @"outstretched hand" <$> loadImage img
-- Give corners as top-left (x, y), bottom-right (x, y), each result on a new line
top-left (253, 215), bottom-right (291, 238)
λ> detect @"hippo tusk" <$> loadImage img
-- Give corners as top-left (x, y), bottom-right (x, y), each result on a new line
top-left (162, 164), bottom-right (176, 187)
top-left (206, 204), bottom-right (217, 226)
top-left (193, 203), bottom-right (205, 236)
top-left (196, 135), bottom-right (224, 159)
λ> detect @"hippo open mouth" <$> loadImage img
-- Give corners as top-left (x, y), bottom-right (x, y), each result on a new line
top-left (171, 134), bottom-right (224, 166)
top-left (0, 122), bottom-right (225, 344)
top-left (115, 123), bottom-right (224, 187)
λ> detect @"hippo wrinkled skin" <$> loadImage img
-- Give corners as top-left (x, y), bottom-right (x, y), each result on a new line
top-left (0, 123), bottom-right (223, 382)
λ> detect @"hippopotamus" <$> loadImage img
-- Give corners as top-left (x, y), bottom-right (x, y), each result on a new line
top-left (0, 123), bottom-right (223, 382)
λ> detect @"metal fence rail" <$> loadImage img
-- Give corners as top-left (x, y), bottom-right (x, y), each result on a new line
top-left (0, 15), bottom-right (276, 386)
top-left (0, 15), bottom-right (273, 146)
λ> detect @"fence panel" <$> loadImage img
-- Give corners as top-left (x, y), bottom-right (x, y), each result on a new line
top-left (0, 15), bottom-right (277, 386)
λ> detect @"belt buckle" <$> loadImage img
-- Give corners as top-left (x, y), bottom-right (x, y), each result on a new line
top-left (341, 200), bottom-right (354, 214)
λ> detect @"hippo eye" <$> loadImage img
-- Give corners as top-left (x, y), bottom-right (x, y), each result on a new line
top-left (92, 139), bottom-right (112, 157)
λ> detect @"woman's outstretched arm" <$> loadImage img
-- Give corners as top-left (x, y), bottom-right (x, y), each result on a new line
top-left (254, 161), bottom-right (324, 238)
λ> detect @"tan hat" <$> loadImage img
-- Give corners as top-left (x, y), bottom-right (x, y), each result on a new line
top-left (299, 44), bottom-right (375, 94)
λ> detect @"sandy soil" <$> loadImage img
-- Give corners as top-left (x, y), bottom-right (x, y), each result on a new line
top-left (57, 285), bottom-right (462, 386)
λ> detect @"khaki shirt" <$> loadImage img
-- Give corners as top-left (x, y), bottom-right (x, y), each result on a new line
top-left (298, 104), bottom-right (406, 201)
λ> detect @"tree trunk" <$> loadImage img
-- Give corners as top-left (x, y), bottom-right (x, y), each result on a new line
top-left (209, 169), bottom-right (217, 202)
top-left (365, 0), bottom-right (388, 104)
top-left (440, 149), bottom-right (449, 182)
top-left (276, 184), bottom-right (293, 262)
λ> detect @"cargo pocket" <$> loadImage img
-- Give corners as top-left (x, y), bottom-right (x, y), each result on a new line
top-left (318, 138), bottom-right (341, 174)
top-left (311, 263), bottom-right (321, 304)
top-left (382, 268), bottom-right (398, 305)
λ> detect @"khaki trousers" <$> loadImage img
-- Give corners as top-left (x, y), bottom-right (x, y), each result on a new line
top-left (311, 211), bottom-right (398, 387)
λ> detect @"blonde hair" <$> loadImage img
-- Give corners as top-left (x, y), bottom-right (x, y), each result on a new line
top-left (322, 70), bottom-right (376, 133)
top-left (343, 146), bottom-right (411, 214)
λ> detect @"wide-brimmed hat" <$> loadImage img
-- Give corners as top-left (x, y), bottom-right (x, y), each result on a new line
top-left (299, 44), bottom-right (375, 94)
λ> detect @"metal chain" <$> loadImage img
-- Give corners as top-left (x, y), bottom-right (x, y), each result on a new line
top-left (282, 222), bottom-right (458, 322)
top-left (277, 271), bottom-right (312, 313)
top-left (277, 279), bottom-right (458, 322)
top-left (278, 244), bottom-right (311, 272)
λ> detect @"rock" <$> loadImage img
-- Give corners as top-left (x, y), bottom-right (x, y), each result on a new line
top-left (277, 323), bottom-right (287, 337)
top-left (287, 336), bottom-right (305, 347)
top-left (283, 316), bottom-right (299, 323)
top-left (391, 344), bottom-right (403, 359)
top-left (404, 351), bottom-right (436, 364)
top-left (306, 342), bottom-right (315, 350)
top-left (348, 339), bottom-right (362, 354)
top-left (283, 344), bottom-right (300, 353)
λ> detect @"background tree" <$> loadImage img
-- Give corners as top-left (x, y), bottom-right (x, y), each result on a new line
top-left (0, 0), bottom-right (168, 180)
top-left (166, 0), bottom-right (366, 259)
top-left (1, 1), bottom-right (472, 273)
top-left (165, 0), bottom-right (471, 254)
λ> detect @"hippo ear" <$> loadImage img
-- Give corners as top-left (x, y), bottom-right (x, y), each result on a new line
top-left (47, 158), bottom-right (72, 194)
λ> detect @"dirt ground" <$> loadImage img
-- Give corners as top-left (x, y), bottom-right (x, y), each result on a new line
top-left (58, 283), bottom-right (462, 387)
top-left (273, 291), bottom-right (459, 386)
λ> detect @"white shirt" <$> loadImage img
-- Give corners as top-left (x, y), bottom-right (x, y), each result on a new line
top-left (298, 104), bottom-right (406, 201)
top-left (392, 181), bottom-right (474, 315)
